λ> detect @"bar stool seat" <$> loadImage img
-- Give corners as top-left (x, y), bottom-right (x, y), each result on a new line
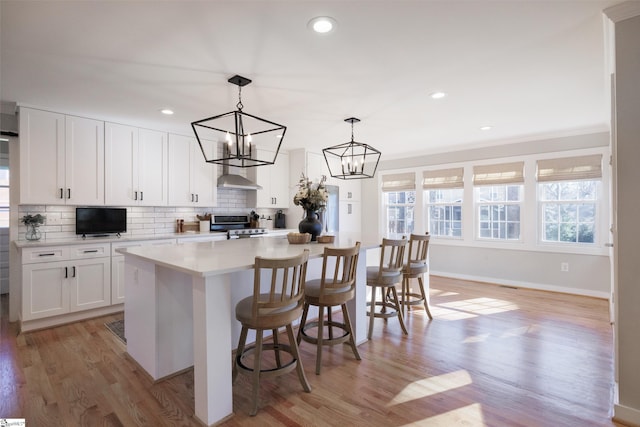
top-left (297, 243), bottom-right (361, 375)
top-left (233, 249), bottom-right (311, 416)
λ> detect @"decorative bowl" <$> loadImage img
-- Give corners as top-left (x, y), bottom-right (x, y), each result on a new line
top-left (316, 235), bottom-right (335, 244)
top-left (287, 232), bottom-right (311, 244)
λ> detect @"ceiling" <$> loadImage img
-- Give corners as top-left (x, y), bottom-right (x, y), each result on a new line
top-left (0, 0), bottom-right (618, 160)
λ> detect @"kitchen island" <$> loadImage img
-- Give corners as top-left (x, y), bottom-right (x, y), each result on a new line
top-left (117, 232), bottom-right (380, 426)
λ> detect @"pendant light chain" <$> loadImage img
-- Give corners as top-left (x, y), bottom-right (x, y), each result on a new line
top-left (236, 85), bottom-right (244, 111)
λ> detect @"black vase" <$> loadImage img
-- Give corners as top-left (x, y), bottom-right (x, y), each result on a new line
top-left (298, 209), bottom-right (323, 241)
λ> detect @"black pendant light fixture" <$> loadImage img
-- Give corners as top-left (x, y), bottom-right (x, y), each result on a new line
top-left (323, 117), bottom-right (381, 180)
top-left (191, 75), bottom-right (286, 167)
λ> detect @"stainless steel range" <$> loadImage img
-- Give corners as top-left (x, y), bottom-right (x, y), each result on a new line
top-left (210, 215), bottom-right (268, 239)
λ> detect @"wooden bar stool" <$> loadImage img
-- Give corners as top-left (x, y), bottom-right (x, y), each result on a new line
top-left (233, 249), bottom-right (311, 416)
top-left (401, 232), bottom-right (433, 319)
top-left (366, 237), bottom-right (407, 340)
top-left (297, 242), bottom-right (361, 374)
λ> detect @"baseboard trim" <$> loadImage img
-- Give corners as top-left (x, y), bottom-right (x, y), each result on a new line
top-left (429, 270), bottom-right (610, 300)
top-left (614, 403), bottom-right (640, 427)
top-left (20, 304), bottom-right (124, 333)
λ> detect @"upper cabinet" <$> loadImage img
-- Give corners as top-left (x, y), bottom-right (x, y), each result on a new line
top-left (252, 149), bottom-right (289, 208)
top-left (20, 107), bottom-right (104, 205)
top-left (105, 123), bottom-right (168, 206)
top-left (167, 134), bottom-right (217, 207)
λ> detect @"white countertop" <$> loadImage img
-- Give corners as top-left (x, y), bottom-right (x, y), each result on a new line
top-left (12, 228), bottom-right (296, 249)
top-left (117, 232), bottom-right (380, 278)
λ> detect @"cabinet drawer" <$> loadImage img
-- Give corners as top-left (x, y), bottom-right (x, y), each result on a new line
top-left (68, 243), bottom-right (110, 260)
top-left (21, 247), bottom-right (69, 264)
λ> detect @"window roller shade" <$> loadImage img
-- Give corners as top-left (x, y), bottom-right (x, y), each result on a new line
top-left (473, 162), bottom-right (524, 185)
top-left (381, 172), bottom-right (416, 192)
top-left (422, 167), bottom-right (464, 189)
top-left (536, 154), bottom-right (602, 182)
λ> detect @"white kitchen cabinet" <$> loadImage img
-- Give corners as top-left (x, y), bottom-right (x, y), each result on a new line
top-left (105, 123), bottom-right (168, 206)
top-left (21, 243), bottom-right (111, 321)
top-left (111, 239), bottom-right (175, 304)
top-left (168, 134), bottom-right (217, 207)
top-left (254, 149), bottom-right (289, 208)
top-left (19, 107), bottom-right (104, 205)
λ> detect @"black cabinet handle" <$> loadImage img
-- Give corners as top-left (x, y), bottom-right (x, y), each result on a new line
top-left (67, 188), bottom-right (71, 199)
top-left (38, 253), bottom-right (55, 257)
top-left (65, 267), bottom-right (68, 278)
top-left (195, 194), bottom-right (198, 202)
top-left (140, 191), bottom-right (143, 201)
top-left (134, 191), bottom-right (138, 201)
top-left (83, 250), bottom-right (98, 253)
top-left (60, 188), bottom-right (64, 199)
top-left (191, 193), bottom-right (194, 202)
top-left (72, 266), bottom-right (76, 278)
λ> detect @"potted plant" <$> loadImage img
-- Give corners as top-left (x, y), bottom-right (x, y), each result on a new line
top-left (20, 213), bottom-right (46, 241)
top-left (293, 173), bottom-right (328, 241)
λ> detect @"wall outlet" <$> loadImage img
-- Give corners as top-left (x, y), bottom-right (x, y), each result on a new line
top-left (561, 262), bottom-right (569, 272)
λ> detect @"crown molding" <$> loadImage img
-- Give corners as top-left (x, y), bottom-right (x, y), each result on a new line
top-left (604, 1), bottom-right (640, 23)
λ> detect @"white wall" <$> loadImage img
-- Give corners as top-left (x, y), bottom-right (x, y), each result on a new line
top-left (363, 132), bottom-right (611, 297)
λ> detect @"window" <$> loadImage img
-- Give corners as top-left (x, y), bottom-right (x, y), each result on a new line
top-left (423, 167), bottom-right (464, 238)
top-left (473, 162), bottom-right (524, 241)
top-left (385, 191), bottom-right (415, 234)
top-left (476, 185), bottom-right (522, 240)
top-left (382, 172), bottom-right (416, 235)
top-left (540, 181), bottom-right (597, 243)
top-left (536, 154), bottom-right (602, 245)
top-left (427, 189), bottom-right (463, 237)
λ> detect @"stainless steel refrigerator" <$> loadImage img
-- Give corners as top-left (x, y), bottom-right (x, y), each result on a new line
top-left (319, 185), bottom-right (339, 234)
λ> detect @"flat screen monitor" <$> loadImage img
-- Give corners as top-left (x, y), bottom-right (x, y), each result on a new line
top-left (76, 207), bottom-right (127, 237)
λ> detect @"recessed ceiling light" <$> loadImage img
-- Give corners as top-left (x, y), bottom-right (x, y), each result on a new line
top-left (430, 92), bottom-right (447, 99)
top-left (308, 16), bottom-right (337, 34)
top-left (160, 109), bottom-right (174, 115)
top-left (480, 126), bottom-right (492, 131)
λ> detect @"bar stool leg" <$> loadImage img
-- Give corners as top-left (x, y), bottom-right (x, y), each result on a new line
top-left (297, 303), bottom-right (310, 345)
top-left (250, 330), bottom-right (264, 416)
top-left (234, 326), bottom-right (248, 382)
top-left (368, 285), bottom-right (377, 340)
top-left (341, 303), bottom-right (361, 360)
top-left (316, 305), bottom-right (325, 375)
top-left (286, 323), bottom-right (311, 392)
top-left (389, 286), bottom-right (408, 335)
top-left (418, 275), bottom-right (433, 319)
top-left (273, 329), bottom-right (282, 367)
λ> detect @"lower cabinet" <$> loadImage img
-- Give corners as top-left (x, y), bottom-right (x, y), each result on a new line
top-left (22, 244), bottom-right (111, 321)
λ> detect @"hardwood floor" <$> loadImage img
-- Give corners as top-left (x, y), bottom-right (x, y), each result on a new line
top-left (0, 276), bottom-right (621, 426)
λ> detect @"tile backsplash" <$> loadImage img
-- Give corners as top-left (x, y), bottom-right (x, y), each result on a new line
top-left (17, 188), bottom-right (279, 241)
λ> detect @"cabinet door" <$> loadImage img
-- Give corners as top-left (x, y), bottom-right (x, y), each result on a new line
top-left (105, 122), bottom-right (137, 205)
top-left (22, 261), bottom-right (68, 321)
top-left (255, 150), bottom-right (272, 207)
top-left (19, 108), bottom-right (66, 204)
top-left (168, 134), bottom-right (194, 206)
top-left (65, 115), bottom-right (105, 205)
top-left (138, 128), bottom-right (168, 206)
top-left (271, 151), bottom-right (289, 208)
top-left (69, 257), bottom-right (111, 312)
top-left (111, 255), bottom-right (126, 304)
top-left (191, 138), bottom-right (217, 206)
top-left (255, 149), bottom-right (289, 208)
